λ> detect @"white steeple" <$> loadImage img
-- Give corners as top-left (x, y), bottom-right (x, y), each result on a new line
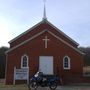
top-left (43, 0), bottom-right (47, 20)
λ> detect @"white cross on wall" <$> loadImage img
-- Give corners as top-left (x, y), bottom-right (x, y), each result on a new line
top-left (43, 36), bottom-right (50, 48)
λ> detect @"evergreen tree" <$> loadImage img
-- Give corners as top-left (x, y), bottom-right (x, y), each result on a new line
top-left (0, 47), bottom-right (9, 78)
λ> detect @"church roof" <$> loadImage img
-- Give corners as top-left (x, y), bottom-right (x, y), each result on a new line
top-left (9, 19), bottom-right (79, 46)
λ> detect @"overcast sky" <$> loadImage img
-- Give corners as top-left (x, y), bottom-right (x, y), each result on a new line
top-left (0, 0), bottom-right (90, 47)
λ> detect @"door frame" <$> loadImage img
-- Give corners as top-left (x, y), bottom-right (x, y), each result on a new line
top-left (39, 56), bottom-right (54, 75)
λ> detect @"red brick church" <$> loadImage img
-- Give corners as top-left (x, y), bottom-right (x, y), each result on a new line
top-left (5, 5), bottom-right (84, 84)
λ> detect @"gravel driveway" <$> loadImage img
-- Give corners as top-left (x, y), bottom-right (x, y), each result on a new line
top-left (36, 86), bottom-right (90, 90)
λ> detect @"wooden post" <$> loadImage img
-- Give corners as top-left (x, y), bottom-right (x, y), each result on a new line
top-left (27, 67), bottom-right (29, 85)
top-left (13, 66), bottom-right (16, 85)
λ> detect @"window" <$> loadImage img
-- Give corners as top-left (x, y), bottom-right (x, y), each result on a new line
top-left (21, 55), bottom-right (28, 68)
top-left (63, 56), bottom-right (70, 69)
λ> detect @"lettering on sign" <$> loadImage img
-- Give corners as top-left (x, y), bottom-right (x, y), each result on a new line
top-left (13, 67), bottom-right (29, 85)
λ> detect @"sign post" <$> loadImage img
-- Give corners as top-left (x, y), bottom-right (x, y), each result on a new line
top-left (13, 67), bottom-right (16, 85)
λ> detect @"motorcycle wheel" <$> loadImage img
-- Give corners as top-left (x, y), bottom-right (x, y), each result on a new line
top-left (29, 81), bottom-right (38, 90)
top-left (49, 82), bottom-right (57, 90)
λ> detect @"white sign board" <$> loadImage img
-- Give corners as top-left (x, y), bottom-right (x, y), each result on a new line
top-left (15, 69), bottom-right (28, 80)
top-left (13, 67), bottom-right (29, 85)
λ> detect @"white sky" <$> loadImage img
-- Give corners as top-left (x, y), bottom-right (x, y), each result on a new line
top-left (0, 0), bottom-right (90, 47)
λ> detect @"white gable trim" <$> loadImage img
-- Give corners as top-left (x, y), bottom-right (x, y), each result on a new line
top-left (9, 20), bottom-right (45, 43)
top-left (46, 20), bottom-right (79, 46)
top-left (47, 30), bottom-right (84, 55)
top-left (9, 20), bottom-right (79, 46)
top-left (6, 29), bottom-right (47, 53)
top-left (6, 29), bottom-right (84, 55)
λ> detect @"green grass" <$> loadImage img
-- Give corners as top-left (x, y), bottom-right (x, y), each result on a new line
top-left (0, 83), bottom-right (29, 90)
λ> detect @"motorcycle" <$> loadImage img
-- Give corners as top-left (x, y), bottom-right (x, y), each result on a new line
top-left (28, 72), bottom-right (59, 90)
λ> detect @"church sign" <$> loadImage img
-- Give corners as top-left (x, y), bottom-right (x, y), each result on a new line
top-left (15, 68), bottom-right (28, 80)
top-left (13, 67), bottom-right (29, 85)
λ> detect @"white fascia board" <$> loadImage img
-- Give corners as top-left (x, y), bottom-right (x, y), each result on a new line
top-left (6, 29), bottom-right (84, 55)
top-left (47, 30), bottom-right (84, 55)
top-left (9, 20), bottom-right (45, 43)
top-left (6, 29), bottom-right (47, 53)
top-left (9, 19), bottom-right (79, 46)
top-left (46, 20), bottom-right (79, 46)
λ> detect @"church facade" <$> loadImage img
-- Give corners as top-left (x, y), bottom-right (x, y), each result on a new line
top-left (5, 19), bottom-right (84, 85)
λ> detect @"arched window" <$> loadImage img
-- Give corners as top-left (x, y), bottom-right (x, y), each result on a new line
top-left (21, 55), bottom-right (28, 68)
top-left (63, 56), bottom-right (70, 69)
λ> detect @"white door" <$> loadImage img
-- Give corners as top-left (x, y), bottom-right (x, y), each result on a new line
top-left (39, 56), bottom-right (53, 75)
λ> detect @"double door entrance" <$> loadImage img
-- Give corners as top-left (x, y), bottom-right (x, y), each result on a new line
top-left (39, 56), bottom-right (53, 75)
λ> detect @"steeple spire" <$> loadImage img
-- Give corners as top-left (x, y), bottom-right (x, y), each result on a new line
top-left (43, 0), bottom-right (47, 20)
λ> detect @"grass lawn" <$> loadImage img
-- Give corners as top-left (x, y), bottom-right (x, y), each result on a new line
top-left (0, 83), bottom-right (29, 90)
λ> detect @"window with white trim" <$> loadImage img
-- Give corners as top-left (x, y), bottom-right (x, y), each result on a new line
top-left (21, 55), bottom-right (28, 68)
top-left (63, 56), bottom-right (70, 69)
